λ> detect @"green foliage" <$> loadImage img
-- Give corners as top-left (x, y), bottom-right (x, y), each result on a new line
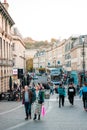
top-left (25, 41), bottom-right (51, 49)
top-left (26, 58), bottom-right (33, 72)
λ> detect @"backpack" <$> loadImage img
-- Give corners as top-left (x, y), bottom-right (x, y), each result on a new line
top-left (31, 88), bottom-right (36, 103)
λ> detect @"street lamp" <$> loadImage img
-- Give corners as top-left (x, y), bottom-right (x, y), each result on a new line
top-left (82, 37), bottom-right (85, 84)
top-left (23, 51), bottom-right (25, 74)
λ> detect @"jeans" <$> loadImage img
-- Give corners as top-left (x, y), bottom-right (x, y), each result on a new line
top-left (24, 102), bottom-right (31, 118)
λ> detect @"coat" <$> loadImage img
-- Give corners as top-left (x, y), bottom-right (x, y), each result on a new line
top-left (22, 90), bottom-right (33, 104)
top-left (58, 87), bottom-right (66, 96)
top-left (68, 87), bottom-right (76, 97)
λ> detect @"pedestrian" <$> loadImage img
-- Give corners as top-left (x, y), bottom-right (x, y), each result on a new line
top-left (79, 82), bottom-right (87, 110)
top-left (22, 85), bottom-right (33, 120)
top-left (49, 83), bottom-right (54, 95)
top-left (33, 83), bottom-right (44, 120)
top-left (68, 83), bottom-right (76, 105)
top-left (58, 83), bottom-right (66, 108)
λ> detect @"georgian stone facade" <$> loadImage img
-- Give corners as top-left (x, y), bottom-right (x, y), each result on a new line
top-left (0, 1), bottom-right (14, 92)
top-left (12, 32), bottom-right (26, 80)
top-left (33, 36), bottom-right (87, 85)
top-left (0, 1), bottom-right (26, 92)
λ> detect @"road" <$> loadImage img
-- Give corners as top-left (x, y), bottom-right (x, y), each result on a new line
top-left (0, 95), bottom-right (87, 130)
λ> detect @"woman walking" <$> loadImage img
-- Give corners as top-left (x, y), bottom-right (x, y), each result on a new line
top-left (33, 83), bottom-right (44, 120)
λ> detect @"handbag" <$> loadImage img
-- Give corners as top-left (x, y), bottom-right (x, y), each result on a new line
top-left (41, 105), bottom-right (46, 117)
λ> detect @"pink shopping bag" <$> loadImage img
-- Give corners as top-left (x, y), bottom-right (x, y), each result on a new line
top-left (41, 105), bottom-right (46, 117)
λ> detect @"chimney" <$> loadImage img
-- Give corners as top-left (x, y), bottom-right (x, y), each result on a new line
top-left (2, 0), bottom-right (9, 11)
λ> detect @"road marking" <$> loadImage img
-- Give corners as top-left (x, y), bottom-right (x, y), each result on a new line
top-left (5, 121), bottom-right (32, 130)
top-left (3, 103), bottom-right (52, 130)
top-left (0, 105), bottom-right (23, 115)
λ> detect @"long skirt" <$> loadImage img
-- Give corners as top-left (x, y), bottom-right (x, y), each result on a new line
top-left (33, 100), bottom-right (42, 115)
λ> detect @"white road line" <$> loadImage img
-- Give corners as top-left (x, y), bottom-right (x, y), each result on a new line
top-left (0, 105), bottom-right (23, 115)
top-left (3, 104), bottom-right (52, 130)
top-left (5, 121), bottom-right (32, 130)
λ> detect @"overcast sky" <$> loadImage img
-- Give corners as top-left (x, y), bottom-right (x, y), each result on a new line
top-left (1, 0), bottom-right (87, 41)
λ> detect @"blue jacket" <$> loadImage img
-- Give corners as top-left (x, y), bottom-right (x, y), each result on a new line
top-left (79, 86), bottom-right (87, 97)
top-left (58, 87), bottom-right (66, 96)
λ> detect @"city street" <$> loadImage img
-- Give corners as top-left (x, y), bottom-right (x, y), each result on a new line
top-left (0, 95), bottom-right (87, 130)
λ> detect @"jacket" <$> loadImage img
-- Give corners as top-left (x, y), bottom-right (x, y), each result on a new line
top-left (58, 87), bottom-right (66, 96)
top-left (79, 86), bottom-right (87, 97)
top-left (22, 89), bottom-right (33, 104)
top-left (68, 87), bottom-right (76, 96)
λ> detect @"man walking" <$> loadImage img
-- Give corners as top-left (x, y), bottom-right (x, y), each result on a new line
top-left (79, 82), bottom-right (87, 110)
top-left (68, 83), bottom-right (76, 105)
top-left (22, 85), bottom-right (33, 120)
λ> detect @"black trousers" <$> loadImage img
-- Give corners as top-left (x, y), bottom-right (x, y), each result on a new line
top-left (83, 98), bottom-right (87, 109)
top-left (68, 96), bottom-right (74, 105)
top-left (24, 102), bottom-right (31, 118)
top-left (59, 95), bottom-right (64, 107)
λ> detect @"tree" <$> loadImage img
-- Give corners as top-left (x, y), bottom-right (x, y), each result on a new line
top-left (26, 58), bottom-right (33, 72)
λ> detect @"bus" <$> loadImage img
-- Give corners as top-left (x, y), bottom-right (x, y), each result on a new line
top-left (47, 68), bottom-right (61, 75)
top-left (47, 68), bottom-right (62, 85)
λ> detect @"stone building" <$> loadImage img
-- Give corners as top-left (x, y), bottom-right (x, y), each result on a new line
top-left (0, 1), bottom-right (14, 92)
top-left (11, 27), bottom-right (26, 81)
top-left (33, 35), bottom-right (87, 85)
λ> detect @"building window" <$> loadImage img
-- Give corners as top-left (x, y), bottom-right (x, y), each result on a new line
top-left (71, 42), bottom-right (74, 49)
top-left (66, 61), bottom-right (71, 67)
top-left (13, 58), bottom-right (16, 66)
top-left (12, 43), bottom-right (15, 51)
top-left (0, 37), bottom-right (2, 57)
top-left (3, 40), bottom-right (5, 58)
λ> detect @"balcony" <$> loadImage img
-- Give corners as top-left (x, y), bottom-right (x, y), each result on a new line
top-left (0, 59), bottom-right (13, 66)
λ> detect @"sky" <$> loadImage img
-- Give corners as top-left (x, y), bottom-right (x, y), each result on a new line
top-left (1, 0), bottom-right (87, 41)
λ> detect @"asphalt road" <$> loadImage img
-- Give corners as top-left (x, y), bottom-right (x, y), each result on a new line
top-left (0, 95), bottom-right (87, 130)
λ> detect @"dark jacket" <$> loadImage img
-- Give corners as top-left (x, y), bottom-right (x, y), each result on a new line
top-left (22, 90), bottom-right (33, 104)
top-left (68, 87), bottom-right (76, 96)
top-left (38, 90), bottom-right (44, 104)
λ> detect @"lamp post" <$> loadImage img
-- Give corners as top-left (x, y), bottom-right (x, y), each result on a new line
top-left (82, 37), bottom-right (85, 84)
top-left (23, 51), bottom-right (25, 74)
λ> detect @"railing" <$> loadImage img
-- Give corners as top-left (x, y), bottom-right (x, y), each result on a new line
top-left (0, 59), bottom-right (13, 66)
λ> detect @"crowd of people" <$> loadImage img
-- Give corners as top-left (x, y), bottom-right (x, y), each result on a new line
top-left (21, 81), bottom-right (87, 121)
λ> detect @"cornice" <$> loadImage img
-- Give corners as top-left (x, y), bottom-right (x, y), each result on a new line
top-left (0, 2), bottom-right (15, 26)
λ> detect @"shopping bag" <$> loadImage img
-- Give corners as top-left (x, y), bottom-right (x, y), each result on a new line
top-left (41, 105), bottom-right (46, 117)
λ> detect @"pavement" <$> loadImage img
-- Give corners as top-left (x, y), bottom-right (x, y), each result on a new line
top-left (0, 94), bottom-right (87, 130)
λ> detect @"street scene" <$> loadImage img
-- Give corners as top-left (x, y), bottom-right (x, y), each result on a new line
top-left (0, 95), bottom-right (87, 130)
top-left (0, 0), bottom-right (87, 130)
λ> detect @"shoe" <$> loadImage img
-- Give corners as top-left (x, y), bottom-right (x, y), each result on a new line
top-left (33, 114), bottom-right (37, 120)
top-left (38, 115), bottom-right (40, 120)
